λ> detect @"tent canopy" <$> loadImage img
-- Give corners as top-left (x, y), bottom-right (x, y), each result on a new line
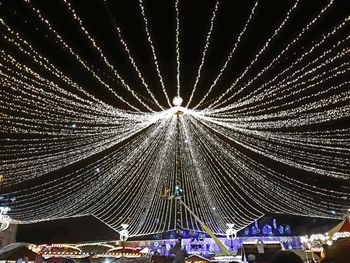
top-left (327, 213), bottom-right (350, 236)
top-left (185, 254), bottom-right (210, 262)
top-left (0, 246), bottom-right (39, 261)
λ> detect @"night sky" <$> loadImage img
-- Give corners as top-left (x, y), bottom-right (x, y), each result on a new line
top-left (14, 214), bottom-right (341, 244)
top-left (2, 0), bottom-right (349, 108)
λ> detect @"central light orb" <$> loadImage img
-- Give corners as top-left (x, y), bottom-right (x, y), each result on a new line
top-left (172, 96), bottom-right (183, 106)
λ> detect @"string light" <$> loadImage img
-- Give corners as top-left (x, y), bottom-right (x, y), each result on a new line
top-left (193, 0), bottom-right (259, 110)
top-left (186, 0), bottom-right (220, 107)
top-left (138, 0), bottom-right (171, 107)
top-left (209, 0), bottom-right (337, 110)
top-left (1, 0), bottom-right (349, 237)
top-left (102, 0), bottom-right (165, 111)
top-left (175, 0), bottom-right (181, 97)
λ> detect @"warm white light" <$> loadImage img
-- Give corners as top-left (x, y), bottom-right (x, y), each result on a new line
top-left (140, 247), bottom-right (149, 254)
top-left (121, 224), bottom-right (129, 229)
top-left (1, 0), bottom-right (349, 238)
top-left (0, 207), bottom-right (11, 214)
top-left (172, 96), bottom-right (183, 106)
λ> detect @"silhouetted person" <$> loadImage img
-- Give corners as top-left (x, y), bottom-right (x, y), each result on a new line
top-left (320, 257), bottom-right (338, 263)
top-left (80, 256), bottom-right (91, 263)
top-left (171, 242), bottom-right (188, 263)
top-left (247, 254), bottom-right (256, 263)
top-left (271, 251), bottom-right (303, 263)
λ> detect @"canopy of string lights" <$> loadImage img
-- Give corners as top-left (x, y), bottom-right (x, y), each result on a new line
top-left (1, 0), bottom-right (349, 236)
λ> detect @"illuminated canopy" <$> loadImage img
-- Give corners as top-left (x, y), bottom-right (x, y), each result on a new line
top-left (1, 0), bottom-right (349, 236)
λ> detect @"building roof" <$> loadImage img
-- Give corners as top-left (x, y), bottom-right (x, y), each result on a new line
top-left (185, 254), bottom-right (210, 262)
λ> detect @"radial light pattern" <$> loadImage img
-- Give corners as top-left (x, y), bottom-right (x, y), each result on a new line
top-left (1, 0), bottom-right (350, 236)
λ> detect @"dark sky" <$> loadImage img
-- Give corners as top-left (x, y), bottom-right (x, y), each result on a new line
top-left (2, 0), bottom-right (350, 109)
top-left (15, 214), bottom-right (340, 244)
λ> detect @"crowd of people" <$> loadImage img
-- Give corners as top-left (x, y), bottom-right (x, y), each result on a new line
top-left (170, 248), bottom-right (340, 263)
top-left (247, 250), bottom-right (338, 263)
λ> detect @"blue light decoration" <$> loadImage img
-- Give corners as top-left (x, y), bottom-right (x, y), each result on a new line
top-left (278, 225), bottom-right (285, 235)
top-left (256, 227), bottom-right (261, 235)
top-left (251, 226), bottom-right (257, 235)
top-left (198, 233), bottom-right (206, 240)
top-left (174, 185), bottom-right (183, 198)
top-left (153, 233), bottom-right (162, 239)
top-left (243, 218), bottom-right (293, 237)
top-left (285, 225), bottom-right (292, 235)
top-left (273, 218), bottom-right (277, 229)
top-left (68, 122), bottom-right (77, 128)
top-left (144, 235), bottom-right (302, 257)
top-left (208, 244), bottom-right (215, 254)
top-left (262, 224), bottom-right (273, 235)
top-left (255, 220), bottom-right (261, 234)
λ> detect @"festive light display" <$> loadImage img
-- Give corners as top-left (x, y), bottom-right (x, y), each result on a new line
top-left (0, 0), bottom-right (349, 237)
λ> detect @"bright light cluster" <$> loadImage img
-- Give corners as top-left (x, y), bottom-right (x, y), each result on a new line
top-left (0, 0), bottom-right (349, 236)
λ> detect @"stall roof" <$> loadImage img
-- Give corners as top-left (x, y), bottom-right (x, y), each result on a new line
top-left (327, 213), bottom-right (350, 236)
top-left (0, 246), bottom-right (39, 261)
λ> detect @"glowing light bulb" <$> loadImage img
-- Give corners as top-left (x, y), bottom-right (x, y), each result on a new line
top-left (121, 223), bottom-right (129, 229)
top-left (227, 223), bottom-right (235, 229)
top-left (172, 96), bottom-right (183, 106)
